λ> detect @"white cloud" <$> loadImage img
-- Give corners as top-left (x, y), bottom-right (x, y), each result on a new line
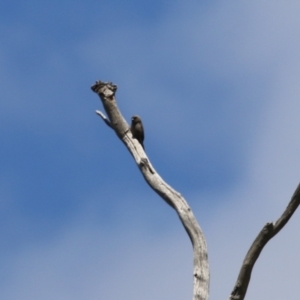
top-left (2, 1), bottom-right (300, 299)
top-left (1, 210), bottom-right (192, 300)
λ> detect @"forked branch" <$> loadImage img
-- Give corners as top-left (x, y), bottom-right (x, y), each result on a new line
top-left (229, 183), bottom-right (300, 300)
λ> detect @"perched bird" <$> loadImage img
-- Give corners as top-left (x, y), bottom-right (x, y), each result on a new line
top-left (131, 115), bottom-right (145, 149)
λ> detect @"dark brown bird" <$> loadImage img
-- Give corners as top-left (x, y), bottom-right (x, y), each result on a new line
top-left (131, 115), bottom-right (144, 149)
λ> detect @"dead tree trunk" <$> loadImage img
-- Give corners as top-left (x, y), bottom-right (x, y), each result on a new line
top-left (91, 81), bottom-right (210, 300)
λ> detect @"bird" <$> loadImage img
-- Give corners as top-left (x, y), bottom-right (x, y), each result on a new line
top-left (131, 115), bottom-right (145, 149)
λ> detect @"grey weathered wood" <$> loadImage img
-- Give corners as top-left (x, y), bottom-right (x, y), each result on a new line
top-left (229, 183), bottom-right (300, 300)
top-left (91, 80), bottom-right (210, 300)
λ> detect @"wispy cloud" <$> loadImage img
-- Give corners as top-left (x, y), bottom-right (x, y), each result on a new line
top-left (1, 1), bottom-right (300, 299)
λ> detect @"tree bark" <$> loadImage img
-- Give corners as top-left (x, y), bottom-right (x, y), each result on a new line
top-left (229, 183), bottom-right (300, 300)
top-left (91, 81), bottom-right (210, 300)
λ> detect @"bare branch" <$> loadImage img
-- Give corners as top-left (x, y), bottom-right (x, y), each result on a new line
top-left (95, 110), bottom-right (113, 128)
top-left (91, 80), bottom-right (210, 300)
top-left (229, 183), bottom-right (300, 300)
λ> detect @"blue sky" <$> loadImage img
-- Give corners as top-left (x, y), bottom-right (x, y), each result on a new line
top-left (1, 1), bottom-right (300, 299)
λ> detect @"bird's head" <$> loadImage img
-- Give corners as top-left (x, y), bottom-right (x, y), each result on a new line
top-left (131, 115), bottom-right (141, 124)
